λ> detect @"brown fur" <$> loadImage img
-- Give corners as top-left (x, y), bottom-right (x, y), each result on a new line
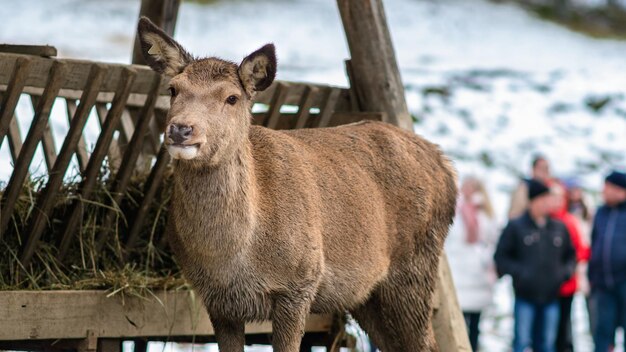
top-left (139, 17), bottom-right (457, 352)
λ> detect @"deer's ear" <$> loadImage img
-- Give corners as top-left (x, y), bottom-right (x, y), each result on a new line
top-left (238, 44), bottom-right (276, 96)
top-left (137, 17), bottom-right (192, 76)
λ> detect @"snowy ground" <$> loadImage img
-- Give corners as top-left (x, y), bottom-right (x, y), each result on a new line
top-left (2, 0), bottom-right (626, 351)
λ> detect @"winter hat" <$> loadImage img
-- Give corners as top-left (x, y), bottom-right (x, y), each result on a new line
top-left (527, 179), bottom-right (550, 200)
top-left (605, 171), bottom-right (626, 190)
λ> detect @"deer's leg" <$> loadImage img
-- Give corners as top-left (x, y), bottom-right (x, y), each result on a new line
top-left (351, 261), bottom-right (439, 352)
top-left (211, 316), bottom-right (245, 352)
top-left (350, 297), bottom-right (388, 351)
top-left (271, 294), bottom-right (312, 352)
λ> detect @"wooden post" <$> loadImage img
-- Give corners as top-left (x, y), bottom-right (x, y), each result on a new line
top-left (131, 0), bottom-right (180, 160)
top-left (336, 1), bottom-right (471, 351)
top-left (433, 255), bottom-right (473, 351)
top-left (336, 0), bottom-right (412, 132)
top-left (131, 0), bottom-right (181, 65)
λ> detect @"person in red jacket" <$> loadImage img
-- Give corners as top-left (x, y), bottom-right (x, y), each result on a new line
top-left (551, 182), bottom-right (591, 352)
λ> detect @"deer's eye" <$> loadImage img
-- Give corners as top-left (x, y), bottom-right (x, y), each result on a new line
top-left (226, 95), bottom-right (238, 105)
top-left (168, 87), bottom-right (177, 97)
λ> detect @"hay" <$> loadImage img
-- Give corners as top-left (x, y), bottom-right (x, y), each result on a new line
top-left (0, 164), bottom-right (186, 296)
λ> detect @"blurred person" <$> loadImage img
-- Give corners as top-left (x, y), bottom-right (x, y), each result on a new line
top-left (564, 179), bottom-right (595, 336)
top-left (566, 180), bottom-right (594, 236)
top-left (509, 155), bottom-right (553, 219)
top-left (446, 176), bottom-right (500, 351)
top-left (495, 179), bottom-right (577, 352)
top-left (550, 182), bottom-right (590, 352)
top-left (588, 171), bottom-right (626, 352)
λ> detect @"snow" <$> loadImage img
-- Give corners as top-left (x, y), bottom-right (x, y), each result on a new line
top-left (1, 0), bottom-right (626, 350)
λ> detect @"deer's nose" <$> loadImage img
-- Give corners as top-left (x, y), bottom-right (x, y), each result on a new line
top-left (168, 124), bottom-right (193, 144)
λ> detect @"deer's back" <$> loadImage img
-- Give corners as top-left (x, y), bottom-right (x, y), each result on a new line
top-left (250, 121), bottom-right (457, 234)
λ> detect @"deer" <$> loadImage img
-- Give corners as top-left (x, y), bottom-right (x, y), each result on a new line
top-left (138, 17), bottom-right (457, 352)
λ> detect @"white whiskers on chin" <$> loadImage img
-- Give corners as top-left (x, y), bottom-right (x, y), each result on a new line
top-left (167, 145), bottom-right (199, 160)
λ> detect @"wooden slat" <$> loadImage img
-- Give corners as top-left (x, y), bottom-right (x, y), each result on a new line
top-left (256, 80), bottom-right (349, 110)
top-left (124, 146), bottom-right (170, 253)
top-left (317, 88), bottom-right (341, 128)
top-left (0, 339), bottom-right (96, 351)
top-left (146, 117), bottom-right (162, 155)
top-left (94, 102), bottom-right (123, 171)
top-left (2, 80), bottom-right (350, 113)
top-left (30, 95), bottom-right (57, 171)
top-left (118, 109), bottom-right (135, 146)
top-left (0, 290), bottom-right (332, 340)
top-left (98, 339), bottom-right (123, 352)
top-left (125, 107), bottom-right (153, 174)
top-left (57, 68), bottom-right (138, 260)
top-left (0, 44), bottom-right (57, 57)
top-left (344, 59), bottom-right (361, 112)
top-left (293, 85), bottom-right (317, 129)
top-left (0, 61), bottom-right (67, 237)
top-left (153, 109), bottom-right (168, 132)
top-left (65, 99), bottom-right (89, 172)
top-left (0, 56), bottom-right (31, 145)
top-left (157, 211), bottom-right (174, 251)
top-left (20, 64), bottom-right (107, 265)
top-left (264, 82), bottom-right (289, 129)
top-left (95, 75), bottom-right (163, 252)
top-left (94, 102), bottom-right (108, 125)
top-left (1, 85), bottom-right (171, 112)
top-left (7, 115), bottom-right (23, 163)
top-left (133, 339), bottom-right (148, 352)
top-left (0, 53), bottom-right (164, 96)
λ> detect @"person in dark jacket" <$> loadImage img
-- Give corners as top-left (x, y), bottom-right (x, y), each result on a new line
top-left (495, 179), bottom-right (577, 352)
top-left (588, 170), bottom-right (626, 352)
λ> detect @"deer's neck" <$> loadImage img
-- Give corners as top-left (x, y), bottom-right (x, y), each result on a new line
top-left (172, 141), bottom-right (258, 262)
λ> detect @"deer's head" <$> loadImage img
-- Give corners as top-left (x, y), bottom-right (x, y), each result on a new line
top-left (138, 17), bottom-right (276, 164)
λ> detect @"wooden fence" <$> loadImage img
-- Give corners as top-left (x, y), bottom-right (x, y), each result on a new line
top-left (0, 51), bottom-right (381, 268)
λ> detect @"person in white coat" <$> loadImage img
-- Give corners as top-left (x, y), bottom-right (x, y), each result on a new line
top-left (446, 176), bottom-right (500, 351)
